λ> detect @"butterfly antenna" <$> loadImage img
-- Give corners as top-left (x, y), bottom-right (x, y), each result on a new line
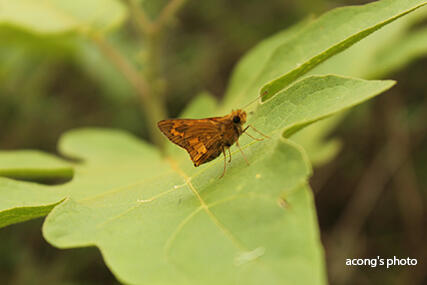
top-left (240, 91), bottom-right (269, 110)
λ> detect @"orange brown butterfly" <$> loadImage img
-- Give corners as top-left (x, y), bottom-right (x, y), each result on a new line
top-left (158, 104), bottom-right (269, 178)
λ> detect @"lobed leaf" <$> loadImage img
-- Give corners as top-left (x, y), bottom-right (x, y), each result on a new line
top-left (0, 74), bottom-right (394, 284)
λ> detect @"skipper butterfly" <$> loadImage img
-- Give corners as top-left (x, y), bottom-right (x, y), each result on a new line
top-left (158, 109), bottom-right (269, 177)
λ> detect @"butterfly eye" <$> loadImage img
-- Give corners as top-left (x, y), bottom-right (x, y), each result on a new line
top-left (233, 116), bottom-right (241, 123)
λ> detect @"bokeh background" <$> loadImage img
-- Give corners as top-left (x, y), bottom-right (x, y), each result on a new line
top-left (0, 0), bottom-right (426, 284)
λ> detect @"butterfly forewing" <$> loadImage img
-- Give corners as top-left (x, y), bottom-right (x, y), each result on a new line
top-left (158, 118), bottom-right (224, 166)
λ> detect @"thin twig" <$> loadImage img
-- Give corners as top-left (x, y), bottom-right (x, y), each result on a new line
top-left (154, 0), bottom-right (187, 32)
top-left (92, 0), bottom-right (189, 149)
top-left (143, 0), bottom-right (189, 105)
top-left (91, 34), bottom-right (167, 149)
top-left (122, 0), bottom-right (154, 35)
top-left (91, 35), bottom-right (150, 99)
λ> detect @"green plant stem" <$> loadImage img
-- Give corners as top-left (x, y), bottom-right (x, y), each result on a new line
top-left (91, 34), bottom-right (167, 150)
top-left (95, 0), bottom-right (188, 151)
top-left (153, 0), bottom-right (187, 33)
top-left (122, 0), bottom-right (153, 35)
top-left (145, 0), bottom-right (188, 106)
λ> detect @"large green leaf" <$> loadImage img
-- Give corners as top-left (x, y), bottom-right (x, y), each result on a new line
top-left (0, 75), bottom-right (394, 284)
top-left (0, 0), bottom-right (127, 34)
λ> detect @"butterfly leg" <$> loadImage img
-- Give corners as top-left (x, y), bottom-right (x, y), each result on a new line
top-left (243, 131), bottom-right (264, 141)
top-left (242, 126), bottom-right (266, 141)
top-left (248, 125), bottom-right (270, 139)
top-left (220, 147), bottom-right (227, 178)
top-left (227, 148), bottom-right (232, 163)
top-left (236, 140), bottom-right (250, 166)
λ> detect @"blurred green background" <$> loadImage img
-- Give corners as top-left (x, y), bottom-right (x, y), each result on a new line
top-left (0, 0), bottom-right (426, 284)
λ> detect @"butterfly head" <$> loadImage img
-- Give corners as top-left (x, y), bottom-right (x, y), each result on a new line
top-left (231, 109), bottom-right (247, 125)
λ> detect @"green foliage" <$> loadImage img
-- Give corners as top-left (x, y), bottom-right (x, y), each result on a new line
top-left (288, 5), bottom-right (427, 165)
top-left (223, 0), bottom-right (426, 108)
top-left (0, 151), bottom-right (72, 181)
top-left (0, 0), bottom-right (127, 34)
top-left (221, 1), bottom-right (427, 165)
top-left (0, 0), bottom-right (426, 284)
